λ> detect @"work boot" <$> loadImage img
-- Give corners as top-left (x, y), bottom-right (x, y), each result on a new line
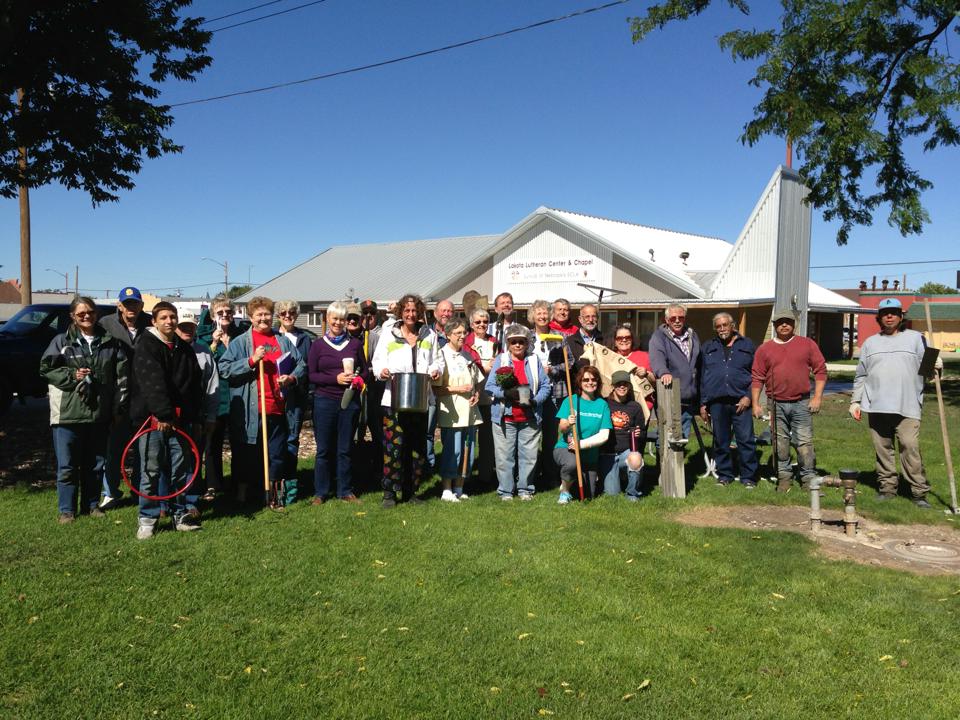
top-left (776, 476), bottom-right (792, 493)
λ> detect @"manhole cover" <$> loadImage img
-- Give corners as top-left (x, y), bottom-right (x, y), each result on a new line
top-left (882, 540), bottom-right (960, 565)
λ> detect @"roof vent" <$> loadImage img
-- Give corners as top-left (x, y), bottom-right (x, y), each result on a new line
top-left (648, 248), bottom-right (655, 262)
top-left (679, 251), bottom-right (690, 265)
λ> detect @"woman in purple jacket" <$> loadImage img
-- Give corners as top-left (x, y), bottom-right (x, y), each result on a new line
top-left (308, 301), bottom-right (367, 504)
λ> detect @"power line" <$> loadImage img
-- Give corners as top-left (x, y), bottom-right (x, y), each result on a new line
top-left (171, 0), bottom-right (632, 107)
top-left (208, 0), bottom-right (330, 33)
top-left (201, 0), bottom-right (289, 25)
top-left (810, 258), bottom-right (960, 269)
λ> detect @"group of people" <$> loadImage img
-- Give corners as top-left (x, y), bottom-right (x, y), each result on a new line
top-left (41, 287), bottom-right (939, 538)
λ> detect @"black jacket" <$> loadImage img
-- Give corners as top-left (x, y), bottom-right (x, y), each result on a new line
top-left (98, 309), bottom-right (152, 353)
top-left (130, 329), bottom-right (202, 425)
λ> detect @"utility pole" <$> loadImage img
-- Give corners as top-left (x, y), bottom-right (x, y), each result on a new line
top-left (202, 257), bottom-right (229, 297)
top-left (74, 265), bottom-right (78, 296)
top-left (17, 88), bottom-right (32, 307)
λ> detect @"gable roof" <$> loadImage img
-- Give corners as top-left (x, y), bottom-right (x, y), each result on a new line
top-left (238, 234), bottom-right (500, 304)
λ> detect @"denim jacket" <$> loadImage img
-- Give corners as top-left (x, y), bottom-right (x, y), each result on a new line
top-left (485, 352), bottom-right (551, 425)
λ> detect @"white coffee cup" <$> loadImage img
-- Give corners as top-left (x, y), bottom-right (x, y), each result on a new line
top-left (342, 358), bottom-right (355, 374)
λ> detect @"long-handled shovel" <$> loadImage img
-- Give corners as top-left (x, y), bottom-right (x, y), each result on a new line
top-left (258, 358), bottom-right (273, 507)
top-left (922, 302), bottom-right (959, 514)
top-left (561, 343), bottom-right (585, 501)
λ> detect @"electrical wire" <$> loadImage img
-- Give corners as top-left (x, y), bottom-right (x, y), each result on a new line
top-left (208, 0), bottom-right (330, 33)
top-left (201, 0), bottom-right (289, 25)
top-left (171, 0), bottom-right (632, 107)
top-left (810, 258), bottom-right (960, 269)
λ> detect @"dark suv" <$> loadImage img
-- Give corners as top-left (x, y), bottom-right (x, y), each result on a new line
top-left (0, 303), bottom-right (115, 413)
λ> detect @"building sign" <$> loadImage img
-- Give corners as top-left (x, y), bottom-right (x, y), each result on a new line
top-left (506, 256), bottom-right (600, 284)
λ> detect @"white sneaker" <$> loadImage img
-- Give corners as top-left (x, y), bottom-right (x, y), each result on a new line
top-left (501, 495), bottom-right (513, 501)
top-left (557, 492), bottom-right (573, 505)
top-left (455, 491), bottom-right (470, 500)
top-left (519, 494), bottom-right (534, 501)
top-left (136, 518), bottom-right (157, 540)
top-left (440, 489), bottom-right (460, 503)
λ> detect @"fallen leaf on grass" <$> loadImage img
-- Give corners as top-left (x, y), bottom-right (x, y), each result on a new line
top-left (742, 693), bottom-right (753, 701)
top-left (373, 560), bottom-right (386, 566)
top-left (115, 682), bottom-right (125, 689)
top-left (16, 593), bottom-right (26, 603)
top-left (243, 666), bottom-right (252, 674)
top-left (537, 687), bottom-right (547, 697)
top-left (560, 681), bottom-right (570, 687)
top-left (537, 710), bottom-right (554, 716)
top-left (185, 702), bottom-right (195, 709)
top-left (27, 616), bottom-right (39, 624)
top-left (576, 640), bottom-right (585, 645)
top-left (489, 687), bottom-right (501, 694)
top-left (899, 660), bottom-right (909, 667)
top-left (527, 612), bottom-right (536, 618)
top-left (637, 679), bottom-right (651, 691)
top-left (377, 574), bottom-right (386, 580)
top-left (626, 558), bottom-right (634, 564)
top-left (354, 511), bottom-right (366, 517)
top-left (564, 689), bottom-right (573, 695)
top-left (518, 633), bottom-right (532, 640)
top-left (771, 593), bottom-right (785, 600)
top-left (879, 655), bottom-right (893, 662)
top-left (397, 627), bottom-right (409, 632)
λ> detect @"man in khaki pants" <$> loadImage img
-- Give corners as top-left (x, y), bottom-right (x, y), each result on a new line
top-left (849, 298), bottom-right (931, 508)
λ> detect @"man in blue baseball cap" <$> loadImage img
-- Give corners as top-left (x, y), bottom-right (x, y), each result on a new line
top-left (850, 297), bottom-right (932, 508)
top-left (96, 285), bottom-right (152, 509)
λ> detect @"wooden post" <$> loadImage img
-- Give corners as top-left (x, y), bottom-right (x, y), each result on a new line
top-left (738, 310), bottom-right (747, 337)
top-left (656, 378), bottom-right (686, 498)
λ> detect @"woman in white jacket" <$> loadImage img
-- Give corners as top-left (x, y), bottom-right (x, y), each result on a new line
top-left (371, 293), bottom-right (444, 507)
top-left (434, 319), bottom-right (483, 502)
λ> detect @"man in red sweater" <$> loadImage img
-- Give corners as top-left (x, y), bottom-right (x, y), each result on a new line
top-left (750, 308), bottom-right (827, 492)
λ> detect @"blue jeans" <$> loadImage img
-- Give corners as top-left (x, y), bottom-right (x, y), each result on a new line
top-left (313, 395), bottom-right (359, 498)
top-left (600, 449), bottom-right (643, 498)
top-left (425, 402), bottom-right (438, 468)
top-left (234, 414), bottom-right (288, 506)
top-left (492, 420), bottom-right (540, 497)
top-left (708, 399), bottom-right (758, 483)
top-left (284, 404), bottom-right (303, 481)
top-left (438, 426), bottom-right (477, 480)
top-left (138, 429), bottom-right (192, 520)
top-left (104, 414), bottom-right (135, 499)
top-left (53, 423), bottom-right (108, 515)
top-left (775, 397), bottom-right (816, 483)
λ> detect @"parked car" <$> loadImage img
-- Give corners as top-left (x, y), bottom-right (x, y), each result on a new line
top-left (0, 303), bottom-right (115, 413)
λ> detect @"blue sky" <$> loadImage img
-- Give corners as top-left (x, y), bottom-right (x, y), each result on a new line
top-left (3, 0), bottom-right (958, 298)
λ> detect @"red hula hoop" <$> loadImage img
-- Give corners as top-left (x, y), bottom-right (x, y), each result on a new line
top-left (121, 416), bottom-right (201, 501)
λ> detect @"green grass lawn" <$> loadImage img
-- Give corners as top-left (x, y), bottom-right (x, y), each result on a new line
top-left (3, 381), bottom-right (960, 719)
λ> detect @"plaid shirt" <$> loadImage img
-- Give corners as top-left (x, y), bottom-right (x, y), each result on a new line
top-left (670, 327), bottom-right (693, 360)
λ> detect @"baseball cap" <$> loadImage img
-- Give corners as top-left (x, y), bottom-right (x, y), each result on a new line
top-left (178, 310), bottom-right (197, 326)
top-left (877, 297), bottom-right (903, 313)
top-left (504, 324), bottom-right (530, 342)
top-left (611, 370), bottom-right (632, 386)
top-left (118, 286), bottom-right (143, 303)
top-left (772, 306), bottom-right (797, 323)
top-left (345, 302), bottom-right (361, 318)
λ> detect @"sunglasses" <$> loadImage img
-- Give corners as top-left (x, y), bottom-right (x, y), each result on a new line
top-left (73, 311), bottom-right (95, 318)
top-left (615, 336), bottom-right (632, 341)
top-left (215, 310), bottom-right (233, 317)
top-left (279, 311), bottom-right (297, 318)
top-left (347, 315), bottom-right (361, 322)
top-left (667, 316), bottom-right (685, 323)
top-left (581, 377), bottom-right (599, 383)
top-left (508, 338), bottom-right (527, 345)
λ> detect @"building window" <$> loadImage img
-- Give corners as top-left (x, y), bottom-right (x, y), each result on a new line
top-left (306, 312), bottom-right (324, 329)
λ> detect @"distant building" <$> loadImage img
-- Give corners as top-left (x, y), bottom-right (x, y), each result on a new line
top-left (238, 166), bottom-right (862, 357)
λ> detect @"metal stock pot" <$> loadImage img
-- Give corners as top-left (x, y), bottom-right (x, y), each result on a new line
top-left (391, 372), bottom-right (431, 413)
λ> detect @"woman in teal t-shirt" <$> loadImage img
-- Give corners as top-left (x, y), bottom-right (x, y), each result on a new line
top-left (554, 365), bottom-right (613, 504)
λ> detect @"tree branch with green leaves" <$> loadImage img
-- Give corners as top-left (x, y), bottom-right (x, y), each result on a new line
top-left (630, 0), bottom-right (960, 245)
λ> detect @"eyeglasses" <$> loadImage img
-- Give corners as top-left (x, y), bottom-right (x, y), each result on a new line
top-left (215, 310), bottom-right (233, 317)
top-left (346, 315), bottom-right (361, 322)
top-left (667, 316), bottom-right (685, 323)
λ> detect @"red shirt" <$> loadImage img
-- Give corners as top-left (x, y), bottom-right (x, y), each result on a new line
top-left (251, 329), bottom-right (285, 415)
top-left (751, 336), bottom-right (827, 402)
top-left (506, 357), bottom-right (529, 423)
